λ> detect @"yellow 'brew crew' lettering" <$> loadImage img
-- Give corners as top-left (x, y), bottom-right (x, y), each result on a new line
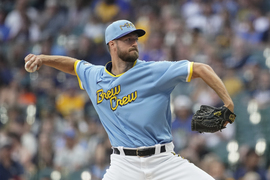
top-left (96, 85), bottom-right (137, 111)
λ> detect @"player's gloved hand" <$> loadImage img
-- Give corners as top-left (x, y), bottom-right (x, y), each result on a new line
top-left (191, 105), bottom-right (236, 133)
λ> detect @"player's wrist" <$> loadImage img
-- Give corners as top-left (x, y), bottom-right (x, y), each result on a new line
top-left (37, 54), bottom-right (45, 65)
top-left (224, 102), bottom-right (234, 113)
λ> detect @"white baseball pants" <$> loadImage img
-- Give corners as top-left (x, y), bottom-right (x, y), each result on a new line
top-left (103, 142), bottom-right (214, 180)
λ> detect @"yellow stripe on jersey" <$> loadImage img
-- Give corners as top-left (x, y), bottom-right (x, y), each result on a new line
top-left (105, 67), bottom-right (125, 77)
top-left (74, 60), bottom-right (84, 90)
top-left (105, 60), bottom-right (137, 77)
top-left (186, 62), bottom-right (194, 82)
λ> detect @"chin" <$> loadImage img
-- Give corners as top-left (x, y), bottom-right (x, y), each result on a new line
top-left (123, 55), bottom-right (138, 62)
top-left (119, 50), bottom-right (139, 62)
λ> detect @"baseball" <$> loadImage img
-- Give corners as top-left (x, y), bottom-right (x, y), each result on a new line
top-left (25, 61), bottom-right (37, 73)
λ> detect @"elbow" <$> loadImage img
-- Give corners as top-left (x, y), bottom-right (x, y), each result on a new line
top-left (192, 63), bottom-right (213, 79)
top-left (70, 71), bottom-right (76, 76)
top-left (69, 69), bottom-right (76, 76)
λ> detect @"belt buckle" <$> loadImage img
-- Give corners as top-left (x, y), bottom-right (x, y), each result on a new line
top-left (136, 149), bottom-right (139, 156)
top-left (136, 148), bottom-right (145, 157)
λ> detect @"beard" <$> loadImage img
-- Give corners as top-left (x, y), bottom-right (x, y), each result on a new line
top-left (117, 46), bottom-right (139, 62)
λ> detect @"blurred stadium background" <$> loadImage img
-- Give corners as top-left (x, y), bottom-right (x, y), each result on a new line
top-left (0, 0), bottom-right (270, 180)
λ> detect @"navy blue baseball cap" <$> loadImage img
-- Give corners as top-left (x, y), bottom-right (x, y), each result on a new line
top-left (105, 20), bottom-right (146, 44)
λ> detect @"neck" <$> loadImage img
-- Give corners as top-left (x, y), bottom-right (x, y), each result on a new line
top-left (111, 58), bottom-right (135, 75)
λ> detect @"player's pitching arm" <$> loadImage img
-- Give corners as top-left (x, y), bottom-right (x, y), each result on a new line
top-left (24, 54), bottom-right (77, 75)
top-left (191, 62), bottom-right (234, 126)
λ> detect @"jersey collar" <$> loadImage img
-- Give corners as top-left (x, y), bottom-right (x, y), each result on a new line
top-left (105, 60), bottom-right (137, 77)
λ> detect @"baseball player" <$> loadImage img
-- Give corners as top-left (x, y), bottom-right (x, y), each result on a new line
top-left (24, 20), bottom-right (234, 180)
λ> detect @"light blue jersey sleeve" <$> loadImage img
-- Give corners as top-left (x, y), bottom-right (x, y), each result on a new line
top-left (149, 60), bottom-right (193, 92)
top-left (74, 60), bottom-right (90, 90)
top-left (74, 60), bottom-right (103, 91)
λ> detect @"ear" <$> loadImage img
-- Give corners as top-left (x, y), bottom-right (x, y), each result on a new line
top-left (110, 41), bottom-right (115, 46)
top-left (109, 41), bottom-right (117, 51)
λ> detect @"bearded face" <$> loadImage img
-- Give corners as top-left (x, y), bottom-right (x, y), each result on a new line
top-left (116, 42), bottom-right (139, 62)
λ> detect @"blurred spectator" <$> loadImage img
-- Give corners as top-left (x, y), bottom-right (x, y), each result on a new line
top-left (88, 42), bottom-right (111, 65)
top-left (212, 0), bottom-right (238, 16)
top-left (90, 142), bottom-right (110, 180)
top-left (171, 95), bottom-right (194, 152)
top-left (134, 12), bottom-right (151, 45)
top-left (140, 31), bottom-right (166, 61)
top-left (5, 0), bottom-right (40, 42)
top-left (192, 80), bottom-right (223, 107)
top-left (241, 59), bottom-right (261, 94)
top-left (55, 80), bottom-right (86, 118)
top-left (76, 35), bottom-right (95, 62)
top-left (236, 15), bottom-right (264, 44)
top-left (0, 80), bottom-right (19, 107)
top-left (84, 99), bottom-right (100, 122)
top-left (64, 0), bottom-right (91, 35)
top-left (252, 70), bottom-right (270, 108)
top-left (54, 128), bottom-right (87, 173)
top-left (179, 134), bottom-right (209, 166)
top-left (92, 0), bottom-right (132, 23)
top-left (252, 8), bottom-right (269, 35)
top-left (223, 69), bottom-right (243, 97)
top-left (65, 35), bottom-right (80, 58)
top-left (86, 119), bottom-right (105, 166)
top-left (0, 136), bottom-right (25, 180)
top-left (38, 0), bottom-right (66, 40)
top-left (215, 10), bottom-right (234, 50)
top-left (224, 37), bottom-right (251, 69)
top-left (181, 0), bottom-right (201, 19)
top-left (17, 85), bottom-right (36, 106)
top-left (7, 41), bottom-right (28, 68)
top-left (0, 8), bottom-right (10, 42)
top-left (0, 52), bottom-right (13, 87)
top-left (7, 132), bottom-right (33, 172)
top-left (32, 132), bottom-right (54, 170)
top-left (163, 15), bottom-right (182, 48)
top-left (21, 122), bottom-right (37, 160)
top-left (202, 122), bottom-right (235, 149)
top-left (234, 148), bottom-right (267, 180)
top-left (186, 1), bottom-right (223, 37)
top-left (93, 0), bottom-right (120, 23)
top-left (201, 153), bottom-right (230, 180)
top-left (243, 172), bottom-right (261, 180)
top-left (84, 15), bottom-right (105, 43)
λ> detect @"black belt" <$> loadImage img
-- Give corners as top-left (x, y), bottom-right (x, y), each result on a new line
top-left (113, 145), bottom-right (166, 157)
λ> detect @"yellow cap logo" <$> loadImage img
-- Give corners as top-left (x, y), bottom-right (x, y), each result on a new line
top-left (120, 23), bottom-right (135, 30)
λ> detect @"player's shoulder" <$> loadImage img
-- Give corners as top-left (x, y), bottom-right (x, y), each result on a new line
top-left (77, 60), bottom-right (104, 69)
top-left (136, 59), bottom-right (167, 65)
top-left (137, 59), bottom-right (190, 67)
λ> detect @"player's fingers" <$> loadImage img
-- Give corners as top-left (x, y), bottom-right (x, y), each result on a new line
top-left (223, 121), bottom-right (229, 127)
top-left (30, 59), bottom-right (39, 70)
top-left (32, 56), bottom-right (43, 70)
top-left (26, 55), bottom-right (37, 69)
top-left (25, 54), bottom-right (34, 62)
top-left (35, 57), bottom-right (42, 70)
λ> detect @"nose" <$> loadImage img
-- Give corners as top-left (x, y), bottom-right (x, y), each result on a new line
top-left (132, 43), bottom-right (137, 48)
top-left (131, 39), bottom-right (138, 47)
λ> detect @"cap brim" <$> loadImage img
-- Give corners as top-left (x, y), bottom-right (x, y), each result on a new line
top-left (113, 29), bottom-right (146, 41)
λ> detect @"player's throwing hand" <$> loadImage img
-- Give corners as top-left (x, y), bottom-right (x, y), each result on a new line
top-left (24, 54), bottom-right (42, 72)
